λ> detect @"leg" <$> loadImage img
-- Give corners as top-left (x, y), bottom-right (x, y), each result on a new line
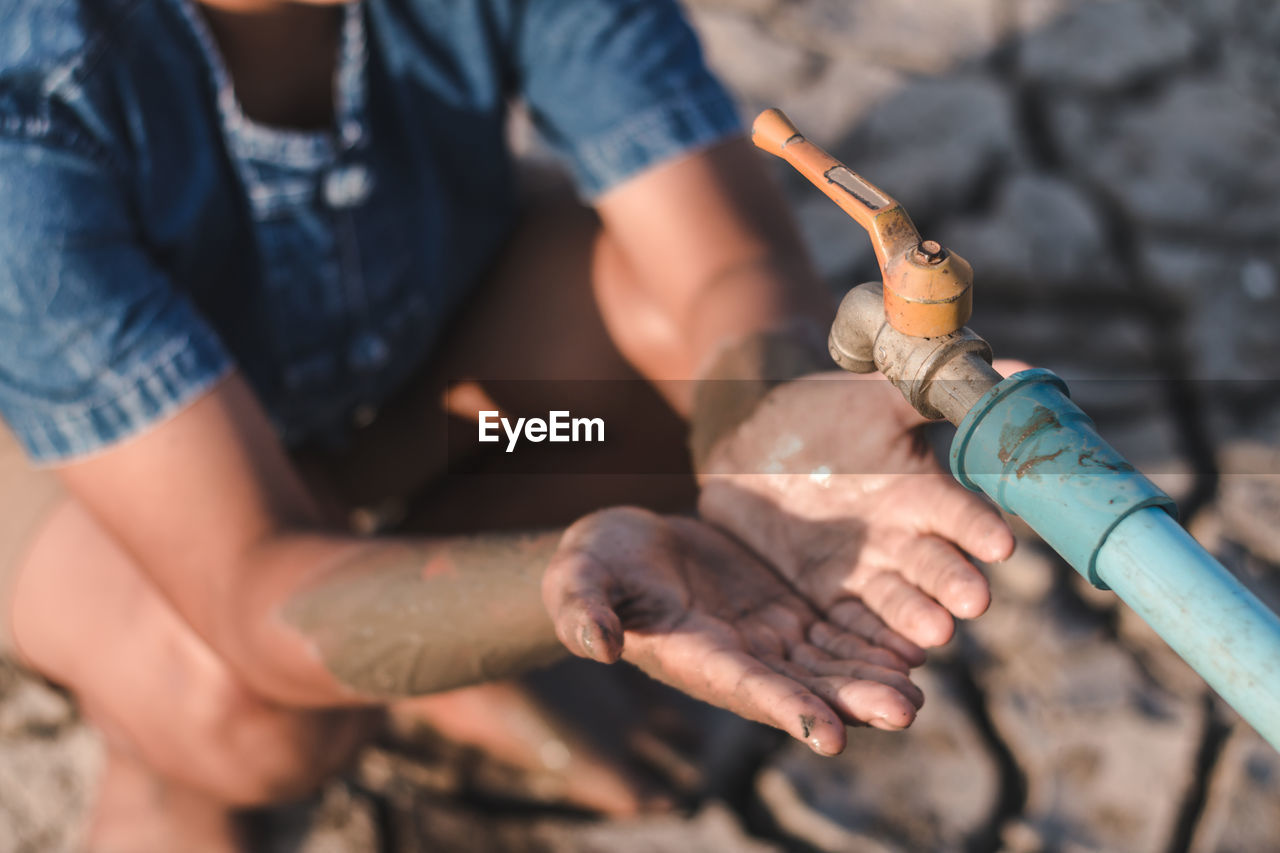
top-left (0, 176), bottom-right (704, 850)
top-left (8, 499), bottom-right (376, 852)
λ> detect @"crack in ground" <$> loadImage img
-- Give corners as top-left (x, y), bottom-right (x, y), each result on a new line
top-left (970, 10), bottom-right (1231, 847)
top-left (1001, 44), bottom-right (1229, 853)
top-left (1082, 198), bottom-right (1219, 522)
top-left (1164, 694), bottom-right (1233, 853)
top-left (1010, 69), bottom-right (1220, 522)
top-left (940, 645), bottom-right (1028, 853)
top-left (716, 728), bottom-right (831, 853)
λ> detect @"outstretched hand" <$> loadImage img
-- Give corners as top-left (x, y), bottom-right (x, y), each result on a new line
top-left (542, 507), bottom-right (924, 756)
top-left (697, 362), bottom-right (1027, 653)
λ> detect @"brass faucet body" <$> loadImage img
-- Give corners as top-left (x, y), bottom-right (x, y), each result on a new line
top-left (828, 282), bottom-right (1000, 424)
top-left (753, 108), bottom-right (1000, 422)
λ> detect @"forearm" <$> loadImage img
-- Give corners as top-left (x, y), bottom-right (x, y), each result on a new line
top-left (219, 529), bottom-right (565, 707)
top-left (602, 221), bottom-right (836, 468)
top-left (55, 377), bottom-right (570, 708)
top-left (679, 250), bottom-right (830, 379)
top-left (687, 318), bottom-right (832, 469)
top-left (593, 137), bottom-right (837, 456)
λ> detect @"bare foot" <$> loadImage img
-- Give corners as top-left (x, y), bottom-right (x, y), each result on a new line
top-left (84, 746), bottom-right (241, 853)
top-left (391, 679), bottom-right (668, 817)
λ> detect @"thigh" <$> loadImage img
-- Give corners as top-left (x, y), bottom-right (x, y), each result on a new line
top-left (0, 426), bottom-right (64, 658)
top-left (10, 498), bottom-right (373, 804)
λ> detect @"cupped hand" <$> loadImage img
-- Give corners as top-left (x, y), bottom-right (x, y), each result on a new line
top-left (542, 507), bottom-right (924, 756)
top-left (697, 361), bottom-right (1028, 654)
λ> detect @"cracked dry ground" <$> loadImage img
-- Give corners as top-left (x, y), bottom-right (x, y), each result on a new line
top-left (3, 0), bottom-right (1280, 851)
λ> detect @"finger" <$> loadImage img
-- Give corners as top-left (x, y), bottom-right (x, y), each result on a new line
top-left (806, 620), bottom-right (913, 673)
top-left (895, 536), bottom-right (991, 620)
top-left (859, 571), bottom-right (955, 648)
top-left (766, 658), bottom-right (917, 731)
top-left (699, 647), bottom-right (849, 756)
top-left (808, 676), bottom-right (917, 730)
top-left (820, 600), bottom-right (927, 667)
top-left (629, 631), bottom-right (848, 756)
top-left (921, 480), bottom-right (1015, 564)
top-left (541, 553), bottom-right (624, 664)
top-left (993, 358), bottom-right (1033, 377)
top-left (789, 643), bottom-right (925, 709)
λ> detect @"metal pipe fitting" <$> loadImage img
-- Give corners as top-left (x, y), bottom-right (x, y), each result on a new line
top-left (828, 282), bottom-right (1000, 423)
top-left (755, 106), bottom-right (1280, 752)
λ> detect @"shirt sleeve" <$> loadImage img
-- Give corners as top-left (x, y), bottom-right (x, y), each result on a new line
top-left (513, 0), bottom-right (743, 198)
top-left (0, 140), bottom-right (232, 464)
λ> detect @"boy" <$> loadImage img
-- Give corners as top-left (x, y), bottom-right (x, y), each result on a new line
top-left (0, 1), bottom-right (1012, 848)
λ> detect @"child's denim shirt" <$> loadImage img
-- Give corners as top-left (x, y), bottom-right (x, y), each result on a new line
top-left (0, 0), bottom-right (741, 462)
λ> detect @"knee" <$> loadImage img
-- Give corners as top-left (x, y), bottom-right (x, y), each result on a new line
top-left (185, 677), bottom-right (376, 807)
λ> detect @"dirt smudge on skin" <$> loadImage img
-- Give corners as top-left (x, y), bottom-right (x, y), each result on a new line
top-left (799, 713), bottom-right (817, 739)
top-left (282, 534), bottom-right (562, 697)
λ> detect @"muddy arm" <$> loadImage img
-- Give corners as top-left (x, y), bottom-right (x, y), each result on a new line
top-left (276, 532), bottom-right (564, 700)
top-left (57, 373), bottom-right (567, 707)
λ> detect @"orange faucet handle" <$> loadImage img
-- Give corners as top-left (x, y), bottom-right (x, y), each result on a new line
top-left (751, 109), bottom-right (919, 263)
top-left (750, 107), bottom-right (801, 158)
top-left (751, 108), bottom-right (973, 338)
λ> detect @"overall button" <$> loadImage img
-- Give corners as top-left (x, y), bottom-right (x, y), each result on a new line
top-left (323, 163), bottom-right (373, 208)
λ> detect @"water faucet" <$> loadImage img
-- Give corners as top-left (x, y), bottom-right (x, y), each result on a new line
top-left (753, 109), bottom-right (1004, 424)
top-left (753, 108), bottom-right (1280, 750)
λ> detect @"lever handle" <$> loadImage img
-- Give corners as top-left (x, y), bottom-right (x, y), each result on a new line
top-left (752, 109), bottom-right (916, 260)
top-left (752, 108), bottom-right (973, 338)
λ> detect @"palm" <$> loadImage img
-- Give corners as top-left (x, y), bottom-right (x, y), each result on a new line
top-left (698, 370), bottom-right (1018, 651)
top-left (542, 508), bottom-right (923, 756)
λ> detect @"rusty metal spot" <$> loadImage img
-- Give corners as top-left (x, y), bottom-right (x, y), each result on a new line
top-left (1015, 447), bottom-right (1067, 478)
top-left (998, 405), bottom-right (1061, 464)
top-left (1077, 449), bottom-right (1135, 473)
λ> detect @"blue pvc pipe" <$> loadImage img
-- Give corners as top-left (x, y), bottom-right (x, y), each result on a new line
top-left (1097, 507), bottom-right (1280, 747)
top-left (951, 370), bottom-right (1280, 749)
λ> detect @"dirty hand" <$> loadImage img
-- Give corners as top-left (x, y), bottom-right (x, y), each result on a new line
top-left (697, 362), bottom-right (1026, 654)
top-left (542, 507), bottom-right (924, 755)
